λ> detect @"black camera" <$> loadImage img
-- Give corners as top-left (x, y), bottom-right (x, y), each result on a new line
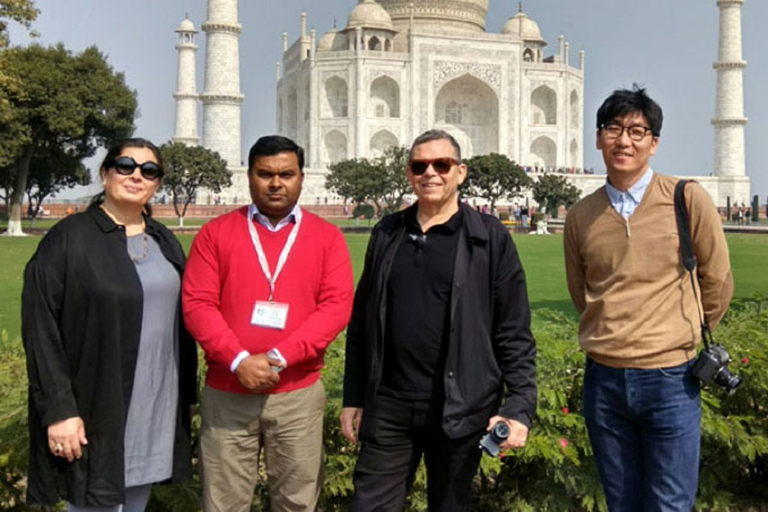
top-left (691, 345), bottom-right (742, 395)
top-left (479, 422), bottom-right (509, 457)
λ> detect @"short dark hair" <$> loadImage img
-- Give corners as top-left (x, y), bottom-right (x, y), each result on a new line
top-left (248, 135), bottom-right (305, 172)
top-left (596, 84), bottom-right (663, 137)
top-left (409, 129), bottom-right (462, 162)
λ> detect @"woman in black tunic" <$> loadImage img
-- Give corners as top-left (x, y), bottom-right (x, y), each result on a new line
top-left (22, 138), bottom-right (197, 511)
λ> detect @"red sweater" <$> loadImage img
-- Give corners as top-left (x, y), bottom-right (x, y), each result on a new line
top-left (183, 206), bottom-right (353, 394)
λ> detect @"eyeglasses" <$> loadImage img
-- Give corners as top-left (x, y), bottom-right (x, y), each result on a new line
top-left (408, 158), bottom-right (459, 176)
top-left (113, 156), bottom-right (164, 180)
top-left (601, 123), bottom-right (653, 142)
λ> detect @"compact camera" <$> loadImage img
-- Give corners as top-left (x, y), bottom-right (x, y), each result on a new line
top-left (691, 345), bottom-right (742, 395)
top-left (479, 422), bottom-right (509, 457)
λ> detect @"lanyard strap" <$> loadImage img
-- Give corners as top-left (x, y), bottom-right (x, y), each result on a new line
top-left (247, 205), bottom-right (301, 302)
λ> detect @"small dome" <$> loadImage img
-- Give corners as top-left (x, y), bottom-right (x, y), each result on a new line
top-left (176, 17), bottom-right (197, 33)
top-left (346, 0), bottom-right (394, 32)
top-left (317, 28), bottom-right (348, 51)
top-left (502, 12), bottom-right (544, 43)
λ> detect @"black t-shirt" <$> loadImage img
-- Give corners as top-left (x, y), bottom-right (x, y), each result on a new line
top-left (379, 207), bottom-right (461, 401)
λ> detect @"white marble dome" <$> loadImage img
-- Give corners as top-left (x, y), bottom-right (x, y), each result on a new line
top-left (317, 27), bottom-right (348, 52)
top-left (378, 0), bottom-right (489, 34)
top-left (346, 0), bottom-right (394, 32)
top-left (176, 17), bottom-right (196, 33)
top-left (502, 11), bottom-right (544, 43)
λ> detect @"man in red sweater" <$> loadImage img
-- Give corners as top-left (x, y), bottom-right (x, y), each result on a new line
top-left (183, 135), bottom-right (354, 512)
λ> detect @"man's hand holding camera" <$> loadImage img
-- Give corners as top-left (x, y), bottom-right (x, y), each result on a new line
top-left (480, 415), bottom-right (529, 457)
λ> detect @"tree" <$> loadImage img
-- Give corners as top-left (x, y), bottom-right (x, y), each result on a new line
top-left (0, 44), bottom-right (136, 236)
top-left (0, 0), bottom-right (38, 146)
top-left (375, 145), bottom-right (411, 214)
top-left (325, 158), bottom-right (378, 213)
top-left (25, 144), bottom-right (90, 225)
top-left (160, 141), bottom-right (231, 227)
top-left (531, 173), bottom-right (581, 219)
top-left (0, 0), bottom-right (38, 49)
top-left (325, 145), bottom-right (411, 217)
top-left (463, 153), bottom-right (532, 214)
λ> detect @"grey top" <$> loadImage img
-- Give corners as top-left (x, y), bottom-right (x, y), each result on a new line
top-left (124, 234), bottom-right (180, 487)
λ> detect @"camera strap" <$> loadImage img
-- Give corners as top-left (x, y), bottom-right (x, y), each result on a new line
top-left (674, 179), bottom-right (715, 351)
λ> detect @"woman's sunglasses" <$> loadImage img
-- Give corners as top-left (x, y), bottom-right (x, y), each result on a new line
top-left (408, 158), bottom-right (459, 176)
top-left (113, 156), bottom-right (164, 180)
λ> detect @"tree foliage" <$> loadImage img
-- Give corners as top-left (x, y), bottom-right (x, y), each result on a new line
top-left (531, 174), bottom-right (581, 219)
top-left (160, 142), bottom-right (231, 226)
top-left (326, 145), bottom-right (411, 216)
top-left (463, 153), bottom-right (532, 214)
top-left (25, 143), bottom-right (90, 223)
top-left (0, 43), bottom-right (136, 235)
top-left (0, 0), bottom-right (38, 49)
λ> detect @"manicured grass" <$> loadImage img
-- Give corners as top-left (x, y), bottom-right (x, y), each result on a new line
top-left (2, 232), bottom-right (765, 342)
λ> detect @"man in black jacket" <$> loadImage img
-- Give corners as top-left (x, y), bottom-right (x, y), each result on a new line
top-left (340, 129), bottom-right (537, 511)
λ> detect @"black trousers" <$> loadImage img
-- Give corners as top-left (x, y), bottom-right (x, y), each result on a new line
top-left (351, 395), bottom-right (485, 512)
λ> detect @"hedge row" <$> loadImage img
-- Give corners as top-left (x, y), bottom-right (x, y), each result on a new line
top-left (2, 297), bottom-right (766, 511)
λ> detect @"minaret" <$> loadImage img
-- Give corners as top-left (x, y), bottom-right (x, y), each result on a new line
top-left (712, 0), bottom-right (747, 179)
top-left (201, 0), bottom-right (244, 168)
top-left (173, 17), bottom-right (199, 146)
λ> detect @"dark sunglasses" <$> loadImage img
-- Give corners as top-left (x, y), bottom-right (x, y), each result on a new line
top-left (113, 156), bottom-right (164, 180)
top-left (409, 158), bottom-right (459, 176)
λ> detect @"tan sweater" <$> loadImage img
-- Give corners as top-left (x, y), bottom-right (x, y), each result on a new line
top-left (564, 173), bottom-right (733, 369)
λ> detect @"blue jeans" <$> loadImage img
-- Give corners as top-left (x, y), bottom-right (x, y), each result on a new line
top-left (583, 358), bottom-right (701, 512)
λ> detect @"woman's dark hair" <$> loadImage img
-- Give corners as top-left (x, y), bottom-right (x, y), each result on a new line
top-left (596, 84), bottom-right (663, 136)
top-left (91, 138), bottom-right (163, 216)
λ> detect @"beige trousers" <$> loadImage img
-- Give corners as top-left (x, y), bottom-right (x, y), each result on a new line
top-left (200, 381), bottom-right (325, 512)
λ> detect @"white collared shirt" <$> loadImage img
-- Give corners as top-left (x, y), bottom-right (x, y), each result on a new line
top-left (606, 168), bottom-right (653, 220)
top-left (250, 203), bottom-right (303, 232)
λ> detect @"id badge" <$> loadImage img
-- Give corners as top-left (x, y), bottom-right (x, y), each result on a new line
top-left (251, 301), bottom-right (289, 330)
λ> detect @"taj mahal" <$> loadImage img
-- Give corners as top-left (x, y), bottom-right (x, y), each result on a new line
top-left (172, 0), bottom-right (750, 208)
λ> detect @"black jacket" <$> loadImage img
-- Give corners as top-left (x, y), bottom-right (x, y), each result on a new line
top-left (343, 203), bottom-right (536, 438)
top-left (22, 204), bottom-right (197, 506)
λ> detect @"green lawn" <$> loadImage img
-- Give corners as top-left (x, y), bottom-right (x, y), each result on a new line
top-left (1, 232), bottom-right (765, 342)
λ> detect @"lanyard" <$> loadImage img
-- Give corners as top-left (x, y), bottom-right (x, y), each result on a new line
top-left (247, 205), bottom-right (301, 302)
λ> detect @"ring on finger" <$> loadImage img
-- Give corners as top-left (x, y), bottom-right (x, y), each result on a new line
top-left (54, 443), bottom-right (63, 454)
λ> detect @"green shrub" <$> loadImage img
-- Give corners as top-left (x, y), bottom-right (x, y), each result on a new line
top-left (351, 204), bottom-right (374, 220)
top-left (3, 298), bottom-right (768, 511)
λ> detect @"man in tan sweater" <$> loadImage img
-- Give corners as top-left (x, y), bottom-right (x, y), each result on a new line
top-left (564, 86), bottom-right (733, 512)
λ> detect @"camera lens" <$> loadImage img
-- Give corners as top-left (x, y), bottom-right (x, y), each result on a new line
top-left (715, 368), bottom-right (742, 395)
top-left (490, 422), bottom-right (510, 443)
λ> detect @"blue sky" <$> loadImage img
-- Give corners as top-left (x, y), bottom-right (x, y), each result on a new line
top-left (8, 0), bottom-right (768, 199)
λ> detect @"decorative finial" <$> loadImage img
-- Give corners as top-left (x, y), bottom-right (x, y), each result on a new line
top-left (333, 18), bottom-right (337, 29)
top-left (518, 2), bottom-right (523, 13)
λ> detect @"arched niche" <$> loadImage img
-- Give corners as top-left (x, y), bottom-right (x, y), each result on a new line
top-left (370, 130), bottom-right (399, 157)
top-left (324, 130), bottom-right (348, 165)
top-left (523, 48), bottom-right (534, 62)
top-left (323, 76), bottom-right (348, 118)
top-left (370, 76), bottom-right (400, 118)
top-left (570, 90), bottom-right (579, 129)
top-left (287, 87), bottom-right (298, 137)
top-left (570, 139), bottom-right (579, 167)
top-left (531, 85), bottom-right (557, 125)
top-left (435, 74), bottom-right (499, 157)
top-left (368, 36), bottom-right (382, 51)
top-left (530, 136), bottom-right (557, 168)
